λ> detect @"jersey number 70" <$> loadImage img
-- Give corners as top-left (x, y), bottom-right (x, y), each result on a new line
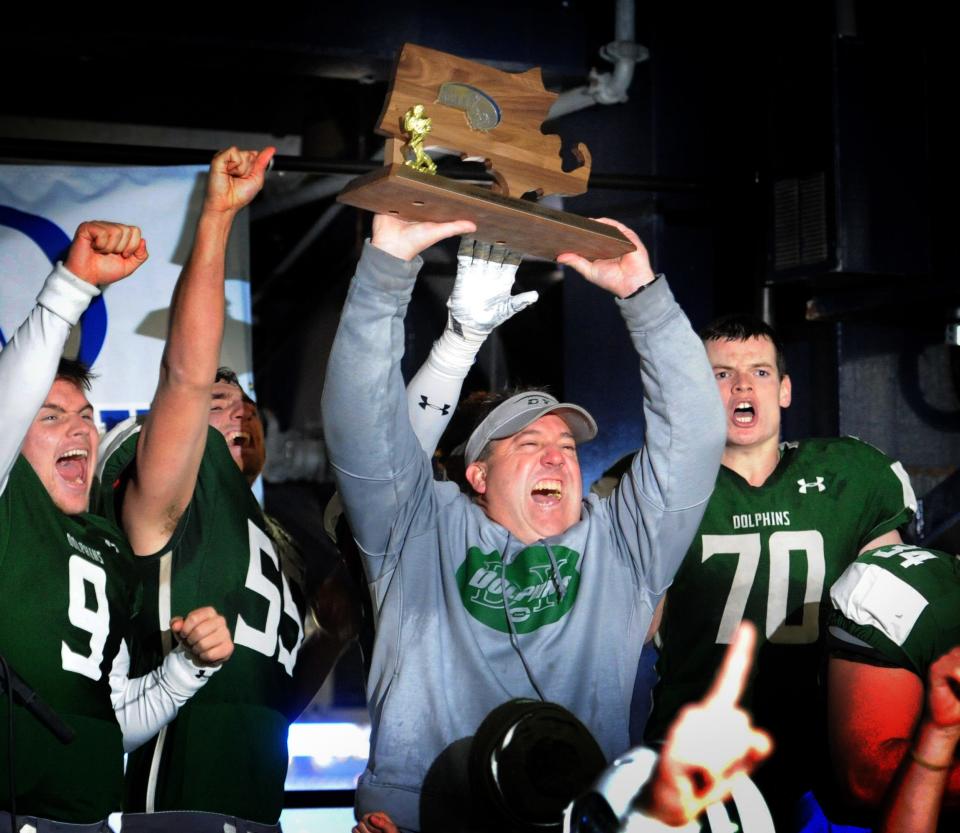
top-left (702, 530), bottom-right (825, 645)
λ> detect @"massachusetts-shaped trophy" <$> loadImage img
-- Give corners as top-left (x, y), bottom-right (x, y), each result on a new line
top-left (338, 43), bottom-right (634, 261)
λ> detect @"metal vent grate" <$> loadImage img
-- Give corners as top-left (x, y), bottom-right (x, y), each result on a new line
top-left (774, 172), bottom-right (828, 270)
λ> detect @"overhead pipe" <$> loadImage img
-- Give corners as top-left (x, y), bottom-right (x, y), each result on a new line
top-left (548, 0), bottom-right (649, 120)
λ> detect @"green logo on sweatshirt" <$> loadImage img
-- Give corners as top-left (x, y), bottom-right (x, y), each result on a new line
top-left (456, 545), bottom-right (581, 633)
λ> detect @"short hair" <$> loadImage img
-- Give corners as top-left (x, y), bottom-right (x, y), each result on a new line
top-left (56, 357), bottom-right (95, 392)
top-left (215, 366), bottom-right (241, 387)
top-left (699, 314), bottom-right (787, 378)
top-left (215, 366), bottom-right (256, 407)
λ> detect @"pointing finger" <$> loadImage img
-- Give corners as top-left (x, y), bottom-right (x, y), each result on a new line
top-left (707, 621), bottom-right (756, 708)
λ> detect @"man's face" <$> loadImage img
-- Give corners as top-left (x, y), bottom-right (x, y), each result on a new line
top-left (21, 378), bottom-right (98, 515)
top-left (705, 336), bottom-right (791, 452)
top-left (208, 381), bottom-right (265, 483)
top-left (466, 413), bottom-right (583, 544)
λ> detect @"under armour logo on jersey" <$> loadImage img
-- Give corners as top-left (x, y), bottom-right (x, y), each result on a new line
top-left (418, 395), bottom-right (451, 415)
top-left (797, 477), bottom-right (826, 494)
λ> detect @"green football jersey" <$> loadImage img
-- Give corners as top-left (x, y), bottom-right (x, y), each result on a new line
top-left (646, 437), bottom-right (914, 815)
top-left (830, 544), bottom-right (960, 677)
top-left (0, 455), bottom-right (136, 823)
top-left (98, 425), bottom-right (307, 823)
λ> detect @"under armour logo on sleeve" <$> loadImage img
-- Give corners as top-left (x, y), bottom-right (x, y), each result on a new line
top-left (419, 395), bottom-right (451, 415)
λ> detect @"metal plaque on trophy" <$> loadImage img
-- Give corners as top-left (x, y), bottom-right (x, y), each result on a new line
top-left (337, 43), bottom-right (634, 261)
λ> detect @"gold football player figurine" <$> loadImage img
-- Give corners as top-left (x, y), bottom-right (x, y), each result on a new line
top-left (402, 104), bottom-right (437, 175)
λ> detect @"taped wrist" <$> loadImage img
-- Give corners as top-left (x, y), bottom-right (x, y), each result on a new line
top-left (426, 313), bottom-right (488, 378)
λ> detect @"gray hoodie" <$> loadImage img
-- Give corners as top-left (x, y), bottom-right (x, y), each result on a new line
top-left (322, 241), bottom-right (725, 830)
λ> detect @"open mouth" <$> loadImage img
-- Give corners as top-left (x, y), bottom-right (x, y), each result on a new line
top-left (531, 479), bottom-right (562, 504)
top-left (733, 401), bottom-right (756, 426)
top-left (55, 448), bottom-right (89, 487)
top-left (227, 430), bottom-right (251, 450)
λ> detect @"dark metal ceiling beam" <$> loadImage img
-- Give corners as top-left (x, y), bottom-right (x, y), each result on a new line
top-left (0, 138), bottom-right (705, 193)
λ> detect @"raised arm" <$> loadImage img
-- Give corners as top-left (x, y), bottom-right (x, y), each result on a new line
top-left (827, 544), bottom-right (958, 809)
top-left (121, 147), bottom-right (273, 555)
top-left (0, 222), bottom-right (147, 490)
top-left (558, 219), bottom-right (726, 590)
top-left (878, 647), bottom-right (960, 833)
top-left (828, 655), bottom-right (960, 810)
top-left (827, 657), bottom-right (927, 805)
top-left (406, 238), bottom-right (536, 455)
top-left (322, 215), bottom-right (474, 561)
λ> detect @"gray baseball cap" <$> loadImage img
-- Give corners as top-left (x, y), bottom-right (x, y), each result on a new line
top-left (464, 391), bottom-right (598, 465)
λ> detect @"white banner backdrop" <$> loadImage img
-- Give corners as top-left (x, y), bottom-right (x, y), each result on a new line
top-left (0, 164), bottom-right (253, 431)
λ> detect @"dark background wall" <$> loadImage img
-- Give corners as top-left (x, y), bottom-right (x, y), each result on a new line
top-left (3, 0), bottom-right (958, 555)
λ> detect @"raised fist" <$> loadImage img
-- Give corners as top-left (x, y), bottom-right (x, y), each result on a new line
top-left (64, 221), bottom-right (149, 286)
top-left (203, 146), bottom-right (275, 214)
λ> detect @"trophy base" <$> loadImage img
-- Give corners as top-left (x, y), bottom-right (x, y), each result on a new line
top-left (337, 164), bottom-right (634, 261)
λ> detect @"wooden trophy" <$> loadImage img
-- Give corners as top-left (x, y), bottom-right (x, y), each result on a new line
top-left (337, 43), bottom-right (634, 261)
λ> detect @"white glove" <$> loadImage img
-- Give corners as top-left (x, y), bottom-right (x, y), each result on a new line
top-left (447, 238), bottom-right (539, 338)
top-left (407, 237), bottom-right (537, 455)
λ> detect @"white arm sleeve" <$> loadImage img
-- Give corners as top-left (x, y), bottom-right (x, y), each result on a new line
top-left (406, 239), bottom-right (535, 457)
top-left (0, 263), bottom-right (99, 492)
top-left (110, 640), bottom-right (221, 753)
top-left (406, 327), bottom-right (479, 456)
